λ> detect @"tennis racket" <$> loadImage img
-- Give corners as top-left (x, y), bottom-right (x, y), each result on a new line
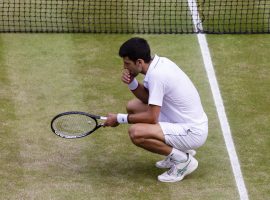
top-left (51, 111), bottom-right (107, 139)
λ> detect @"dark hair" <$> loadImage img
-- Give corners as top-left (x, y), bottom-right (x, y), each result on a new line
top-left (119, 37), bottom-right (151, 63)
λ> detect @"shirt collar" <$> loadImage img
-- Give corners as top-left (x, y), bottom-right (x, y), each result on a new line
top-left (144, 55), bottom-right (160, 82)
top-left (147, 54), bottom-right (160, 74)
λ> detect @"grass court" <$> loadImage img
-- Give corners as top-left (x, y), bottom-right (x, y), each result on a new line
top-left (0, 33), bottom-right (269, 199)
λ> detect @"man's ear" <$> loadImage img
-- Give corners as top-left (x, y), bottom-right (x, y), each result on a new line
top-left (136, 59), bottom-right (144, 65)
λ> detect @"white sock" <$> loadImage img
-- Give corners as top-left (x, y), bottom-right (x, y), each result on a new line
top-left (168, 148), bottom-right (188, 163)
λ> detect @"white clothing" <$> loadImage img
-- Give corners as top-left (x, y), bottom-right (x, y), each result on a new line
top-left (143, 55), bottom-right (207, 126)
top-left (143, 55), bottom-right (208, 150)
top-left (159, 121), bottom-right (208, 151)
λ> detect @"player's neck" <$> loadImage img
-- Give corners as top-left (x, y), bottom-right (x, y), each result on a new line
top-left (141, 58), bottom-right (153, 75)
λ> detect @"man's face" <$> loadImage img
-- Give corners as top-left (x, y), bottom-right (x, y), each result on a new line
top-left (122, 57), bottom-right (142, 77)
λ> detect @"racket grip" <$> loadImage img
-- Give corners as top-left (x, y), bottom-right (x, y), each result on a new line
top-left (100, 116), bottom-right (107, 120)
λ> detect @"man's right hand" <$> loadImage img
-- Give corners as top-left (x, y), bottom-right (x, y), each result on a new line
top-left (121, 69), bottom-right (134, 84)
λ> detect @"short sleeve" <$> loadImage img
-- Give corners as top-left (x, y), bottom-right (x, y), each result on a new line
top-left (147, 74), bottom-right (165, 106)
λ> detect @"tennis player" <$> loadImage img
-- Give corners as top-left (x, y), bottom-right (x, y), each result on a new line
top-left (104, 37), bottom-right (208, 182)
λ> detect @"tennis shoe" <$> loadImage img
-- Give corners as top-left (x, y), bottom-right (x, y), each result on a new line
top-left (157, 154), bottom-right (198, 182)
top-left (155, 150), bottom-right (196, 169)
top-left (185, 149), bottom-right (196, 157)
top-left (155, 156), bottom-right (174, 169)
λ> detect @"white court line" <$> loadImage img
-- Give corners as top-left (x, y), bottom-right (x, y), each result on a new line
top-left (187, 1), bottom-right (249, 199)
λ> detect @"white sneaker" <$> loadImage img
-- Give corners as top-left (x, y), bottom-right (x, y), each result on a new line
top-left (155, 156), bottom-right (174, 169)
top-left (155, 150), bottom-right (196, 169)
top-left (157, 155), bottom-right (198, 182)
top-left (185, 149), bottom-right (196, 157)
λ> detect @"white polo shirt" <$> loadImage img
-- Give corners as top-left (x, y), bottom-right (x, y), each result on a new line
top-left (143, 55), bottom-right (207, 126)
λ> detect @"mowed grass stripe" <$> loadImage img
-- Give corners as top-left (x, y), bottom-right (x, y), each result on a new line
top-left (1, 34), bottom-right (98, 199)
top-left (0, 35), bottom-right (25, 199)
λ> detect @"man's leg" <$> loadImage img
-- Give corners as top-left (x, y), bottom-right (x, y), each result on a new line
top-left (126, 98), bottom-right (188, 159)
top-left (126, 99), bottom-right (171, 154)
top-left (126, 99), bottom-right (198, 182)
top-left (126, 98), bottom-right (148, 114)
top-left (128, 122), bottom-right (197, 183)
top-left (128, 123), bottom-right (172, 156)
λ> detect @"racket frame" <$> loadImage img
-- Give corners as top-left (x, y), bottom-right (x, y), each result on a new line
top-left (51, 111), bottom-right (106, 139)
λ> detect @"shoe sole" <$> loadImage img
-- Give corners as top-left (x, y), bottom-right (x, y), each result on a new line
top-left (158, 158), bottom-right (198, 183)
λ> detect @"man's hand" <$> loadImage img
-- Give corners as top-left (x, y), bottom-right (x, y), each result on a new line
top-left (103, 113), bottom-right (119, 127)
top-left (121, 69), bottom-right (133, 84)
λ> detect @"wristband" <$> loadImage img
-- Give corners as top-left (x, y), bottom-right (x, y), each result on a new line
top-left (128, 78), bottom-right (139, 91)
top-left (117, 113), bottom-right (128, 124)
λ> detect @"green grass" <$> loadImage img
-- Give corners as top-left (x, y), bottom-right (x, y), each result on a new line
top-left (0, 34), bottom-right (240, 200)
top-left (207, 34), bottom-right (270, 200)
top-left (1, 34), bottom-right (269, 199)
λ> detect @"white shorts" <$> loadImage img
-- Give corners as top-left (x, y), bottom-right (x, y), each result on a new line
top-left (159, 122), bottom-right (208, 152)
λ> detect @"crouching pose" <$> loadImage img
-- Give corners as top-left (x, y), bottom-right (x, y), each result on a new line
top-left (104, 37), bottom-right (208, 182)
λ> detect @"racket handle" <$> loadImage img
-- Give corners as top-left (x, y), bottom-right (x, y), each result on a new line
top-left (100, 116), bottom-right (107, 120)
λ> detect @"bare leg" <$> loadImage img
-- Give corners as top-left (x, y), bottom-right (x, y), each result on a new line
top-left (126, 98), bottom-right (148, 114)
top-left (126, 99), bottom-right (172, 156)
top-left (128, 123), bottom-right (172, 156)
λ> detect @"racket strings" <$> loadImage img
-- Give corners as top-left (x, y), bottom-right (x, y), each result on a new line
top-left (53, 114), bottom-right (96, 136)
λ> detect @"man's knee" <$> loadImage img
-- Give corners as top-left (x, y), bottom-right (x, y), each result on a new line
top-left (126, 99), bottom-right (148, 114)
top-left (128, 125), bottom-right (144, 146)
top-left (126, 100), bottom-right (136, 114)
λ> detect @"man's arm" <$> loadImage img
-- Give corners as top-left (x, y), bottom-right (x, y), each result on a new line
top-left (104, 104), bottom-right (160, 127)
top-left (129, 82), bottom-right (149, 104)
top-left (121, 69), bottom-right (149, 103)
top-left (128, 104), bottom-right (160, 124)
